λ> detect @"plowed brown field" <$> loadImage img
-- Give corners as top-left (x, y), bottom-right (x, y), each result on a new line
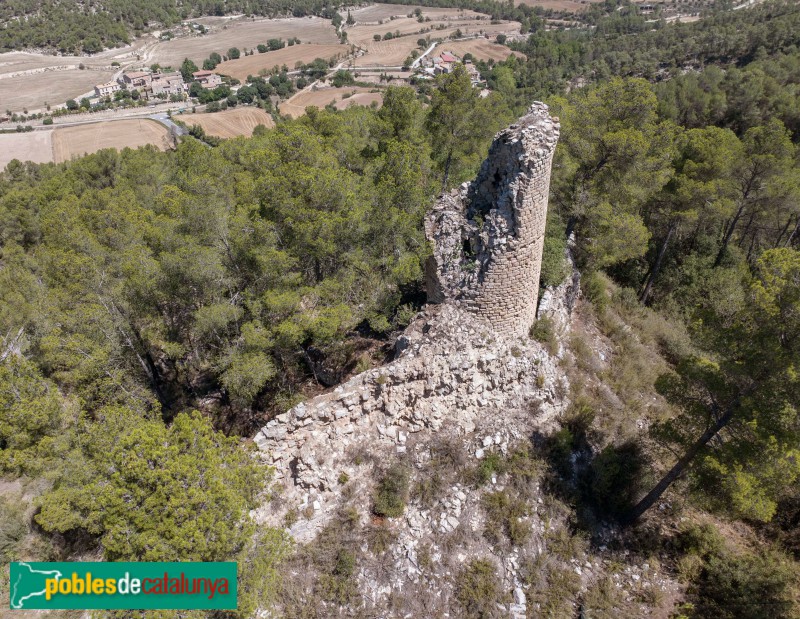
top-left (215, 44), bottom-right (349, 80)
top-left (52, 119), bottom-right (170, 162)
top-left (182, 107), bottom-right (275, 138)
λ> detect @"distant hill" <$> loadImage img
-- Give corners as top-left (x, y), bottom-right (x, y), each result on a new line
top-left (0, 0), bottom-right (340, 54)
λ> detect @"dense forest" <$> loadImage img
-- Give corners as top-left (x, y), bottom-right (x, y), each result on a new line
top-left (2, 0), bottom-right (800, 616)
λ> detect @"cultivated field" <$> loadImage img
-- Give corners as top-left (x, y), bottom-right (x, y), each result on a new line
top-left (215, 44), bottom-right (350, 80)
top-left (280, 87), bottom-right (384, 118)
top-left (345, 11), bottom-right (521, 66)
top-left (433, 39), bottom-right (527, 62)
top-left (52, 119), bottom-right (170, 162)
top-left (348, 4), bottom-right (485, 22)
top-left (0, 67), bottom-right (117, 113)
top-left (334, 92), bottom-right (383, 112)
top-left (148, 17), bottom-right (340, 67)
top-left (347, 16), bottom-right (500, 47)
top-left (355, 38), bottom-right (423, 66)
top-left (0, 130), bottom-right (54, 170)
top-left (0, 39), bottom-right (158, 113)
top-left (181, 107), bottom-right (275, 138)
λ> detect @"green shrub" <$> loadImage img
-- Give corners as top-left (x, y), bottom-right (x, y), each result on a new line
top-left (454, 559), bottom-right (505, 619)
top-left (0, 498), bottom-right (27, 562)
top-left (693, 549), bottom-right (796, 619)
top-left (365, 523), bottom-right (397, 555)
top-left (394, 303), bottom-right (417, 328)
top-left (413, 474), bottom-right (444, 507)
top-left (524, 557), bottom-right (582, 618)
top-left (471, 451), bottom-right (504, 486)
top-left (482, 490), bottom-right (530, 547)
top-left (503, 444), bottom-right (543, 493)
top-left (373, 464), bottom-right (409, 518)
top-left (318, 549), bottom-right (358, 605)
top-left (547, 426), bottom-right (577, 478)
top-left (583, 270), bottom-right (609, 314)
top-left (675, 523), bottom-right (725, 559)
top-left (585, 441), bottom-right (649, 521)
top-left (540, 234), bottom-right (570, 288)
top-left (530, 316), bottom-right (558, 354)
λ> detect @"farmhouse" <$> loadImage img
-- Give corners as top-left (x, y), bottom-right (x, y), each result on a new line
top-left (94, 81), bottom-right (121, 97)
top-left (151, 72), bottom-right (186, 96)
top-left (433, 51), bottom-right (461, 75)
top-left (192, 70), bottom-right (223, 89)
top-left (122, 71), bottom-right (152, 89)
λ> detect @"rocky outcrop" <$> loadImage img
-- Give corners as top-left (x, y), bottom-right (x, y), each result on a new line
top-left (425, 102), bottom-right (560, 338)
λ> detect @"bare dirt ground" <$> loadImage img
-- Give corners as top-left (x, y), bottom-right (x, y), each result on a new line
top-left (180, 107), bottom-right (275, 138)
top-left (432, 39), bottom-right (527, 62)
top-left (0, 130), bottom-right (54, 170)
top-left (280, 87), bottom-right (384, 118)
top-left (148, 17), bottom-right (340, 67)
top-left (52, 118), bottom-right (170, 162)
top-left (215, 44), bottom-right (350, 80)
top-left (348, 4), bottom-right (485, 22)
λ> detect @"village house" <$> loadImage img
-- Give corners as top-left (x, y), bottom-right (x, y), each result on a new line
top-left (121, 71), bottom-right (152, 89)
top-left (151, 71), bottom-right (186, 96)
top-left (440, 51), bottom-right (458, 65)
top-left (464, 60), bottom-right (482, 85)
top-left (192, 70), bottom-right (222, 89)
top-left (433, 51), bottom-right (460, 75)
top-left (94, 81), bottom-right (121, 97)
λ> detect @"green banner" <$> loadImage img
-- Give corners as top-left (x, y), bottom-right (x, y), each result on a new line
top-left (9, 562), bottom-right (237, 610)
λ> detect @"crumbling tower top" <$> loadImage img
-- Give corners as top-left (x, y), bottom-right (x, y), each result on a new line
top-left (424, 102), bottom-right (560, 338)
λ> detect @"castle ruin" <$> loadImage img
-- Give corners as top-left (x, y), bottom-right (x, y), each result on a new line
top-left (425, 101), bottom-right (560, 337)
top-left (255, 103), bottom-right (566, 547)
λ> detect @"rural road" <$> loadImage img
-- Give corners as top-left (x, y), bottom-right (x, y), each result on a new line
top-left (149, 113), bottom-right (189, 135)
top-left (412, 42), bottom-right (438, 68)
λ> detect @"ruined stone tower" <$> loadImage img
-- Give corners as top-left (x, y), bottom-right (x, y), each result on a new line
top-left (425, 102), bottom-right (560, 337)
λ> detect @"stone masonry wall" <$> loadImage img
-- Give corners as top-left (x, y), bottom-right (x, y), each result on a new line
top-left (254, 303), bottom-right (566, 543)
top-left (424, 102), bottom-right (559, 338)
